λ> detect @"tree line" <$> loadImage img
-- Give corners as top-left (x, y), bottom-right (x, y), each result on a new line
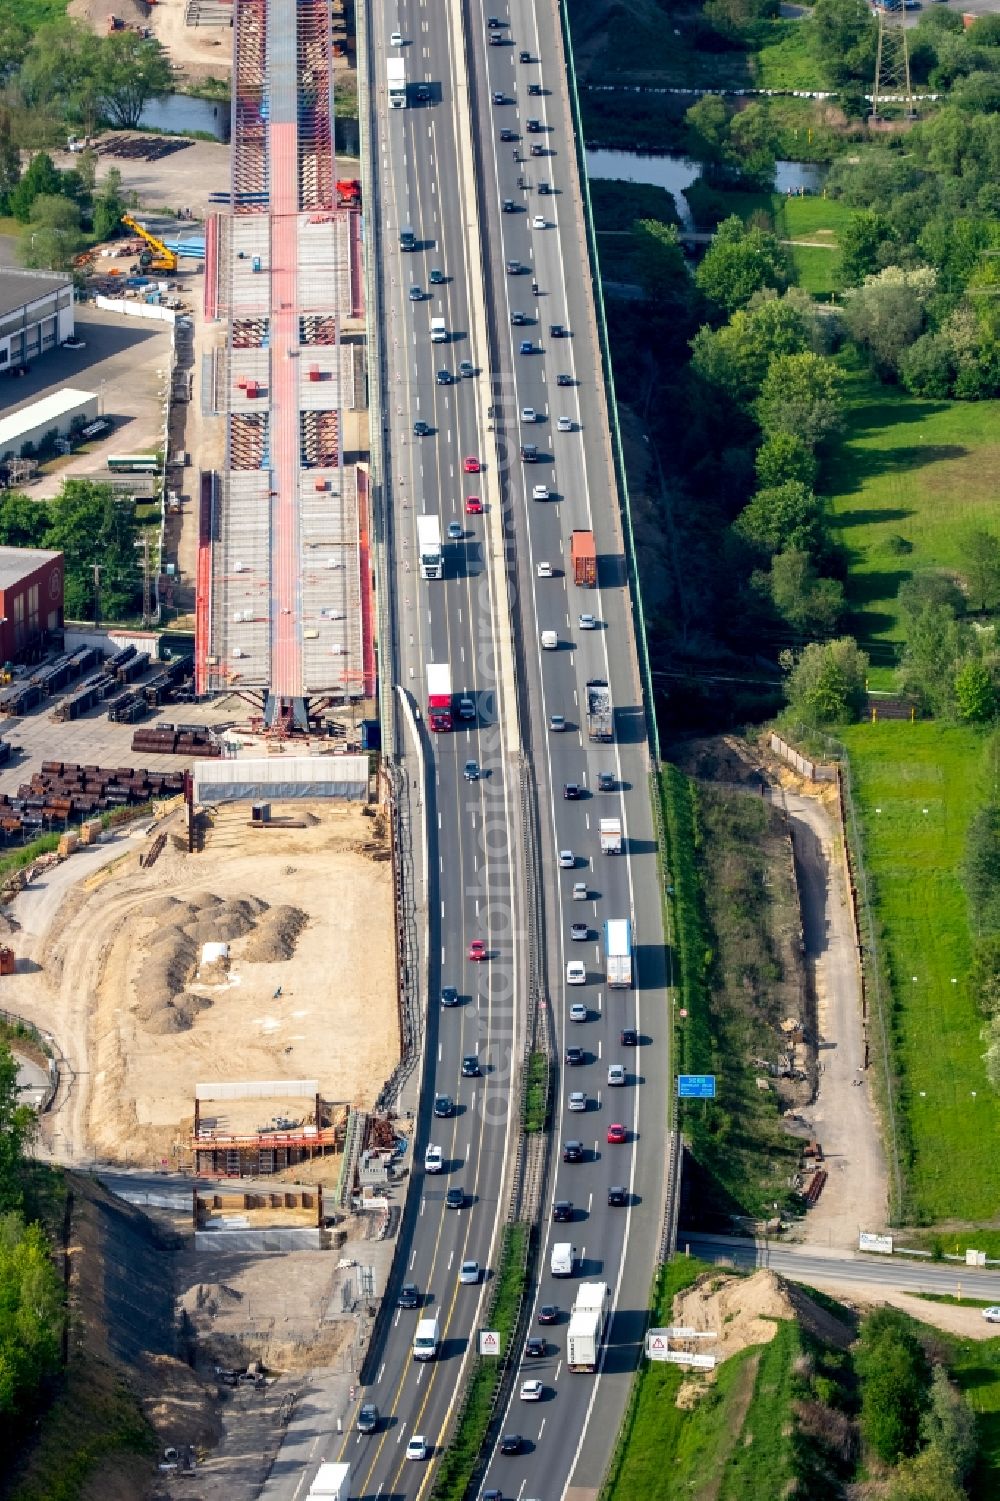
top-left (0, 481), bottom-right (144, 624)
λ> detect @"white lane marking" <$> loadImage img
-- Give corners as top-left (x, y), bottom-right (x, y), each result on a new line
top-left (555, 1360), bottom-right (563, 1382)
top-left (377, 1361), bottom-right (385, 1384)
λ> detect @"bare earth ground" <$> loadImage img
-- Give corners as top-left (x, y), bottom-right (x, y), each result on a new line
top-left (5, 801), bottom-right (396, 1167)
top-left (69, 0), bottom-right (234, 83)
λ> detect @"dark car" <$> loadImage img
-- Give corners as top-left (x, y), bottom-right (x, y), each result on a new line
top-left (563, 1139), bottom-right (583, 1162)
top-left (608, 1185), bottom-right (628, 1207)
top-left (446, 1187), bottom-right (465, 1209)
top-left (461, 1054), bottom-right (480, 1077)
top-left (563, 783), bottom-right (581, 800)
top-left (434, 1094), bottom-right (453, 1117)
top-left (416, 83), bottom-right (431, 102)
top-left (429, 267), bottom-right (445, 284)
top-left (519, 48), bottom-right (531, 61)
top-left (620, 1027), bottom-right (638, 1046)
top-left (538, 1304), bottom-right (559, 1324)
top-left (570, 922), bottom-right (588, 941)
top-left (510, 310), bottom-right (526, 326)
top-left (564, 1046), bottom-right (584, 1065)
top-left (499, 1434), bottom-right (523, 1455)
top-left (556, 372), bottom-right (573, 386)
top-left (489, 31), bottom-right (503, 43)
top-left (500, 127), bottom-right (517, 141)
top-left (597, 771), bottom-right (615, 792)
top-left (538, 181), bottom-right (552, 194)
top-left (459, 359), bottom-right (475, 377)
top-left (525, 1336), bottom-right (546, 1356)
top-left (553, 1200), bottom-right (573, 1222)
top-left (526, 118), bottom-right (542, 132)
top-left (550, 323), bottom-right (567, 337)
top-left (436, 369), bottom-right (452, 385)
top-left (487, 14), bottom-right (504, 25)
top-left (493, 90), bottom-right (507, 105)
top-left (441, 986), bottom-right (460, 1008)
top-left (503, 199), bottom-right (516, 214)
top-left (530, 143), bottom-right (544, 157)
top-left (413, 420), bottom-right (431, 436)
top-left (397, 1283), bottom-right (419, 1309)
top-left (357, 1402), bottom-right (379, 1433)
top-left (528, 81), bottom-right (542, 95)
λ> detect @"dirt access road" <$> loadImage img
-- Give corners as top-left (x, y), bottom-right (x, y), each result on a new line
top-left (773, 781), bottom-right (889, 1247)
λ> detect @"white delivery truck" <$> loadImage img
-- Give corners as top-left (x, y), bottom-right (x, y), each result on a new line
top-left (566, 1282), bottom-right (610, 1373)
top-left (599, 817), bottom-right (622, 854)
top-left (550, 1241), bottom-right (575, 1277)
top-left (413, 1315), bottom-right (440, 1361)
top-left (604, 919), bottom-right (633, 988)
top-left (417, 514), bottom-right (443, 579)
top-left (430, 316), bottom-right (448, 343)
top-left (388, 57), bottom-right (406, 108)
top-left (307, 1461), bottom-right (352, 1499)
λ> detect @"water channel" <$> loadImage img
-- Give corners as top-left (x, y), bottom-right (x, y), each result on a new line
top-left (586, 147), bottom-right (826, 229)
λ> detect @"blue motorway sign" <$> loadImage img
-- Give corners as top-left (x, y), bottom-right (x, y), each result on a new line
top-left (677, 1074), bottom-right (716, 1099)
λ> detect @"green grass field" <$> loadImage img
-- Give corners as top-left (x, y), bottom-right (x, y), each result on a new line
top-left (840, 722), bottom-right (996, 1222)
top-left (0, 0), bottom-right (70, 26)
top-left (828, 369), bottom-right (1000, 682)
top-left (748, 17), bottom-right (825, 92)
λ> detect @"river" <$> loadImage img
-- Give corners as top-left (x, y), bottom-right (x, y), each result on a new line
top-left (586, 148), bottom-right (826, 230)
top-left (139, 93), bottom-right (230, 141)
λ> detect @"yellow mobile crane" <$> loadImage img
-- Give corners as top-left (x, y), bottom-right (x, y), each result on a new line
top-left (120, 213), bottom-right (178, 273)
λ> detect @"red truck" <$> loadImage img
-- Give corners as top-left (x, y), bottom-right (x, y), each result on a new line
top-left (570, 530), bottom-right (596, 588)
top-left (427, 663), bottom-right (453, 731)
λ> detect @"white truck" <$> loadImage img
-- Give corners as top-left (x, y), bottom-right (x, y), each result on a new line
top-left (604, 919), bottom-right (633, 989)
top-left (413, 1315), bottom-right (440, 1361)
top-left (566, 1282), bottom-right (610, 1373)
top-left (417, 514), bottom-right (443, 580)
top-left (388, 57), bottom-right (406, 108)
top-left (550, 1241), bottom-right (575, 1277)
top-left (430, 316), bottom-right (448, 343)
top-left (599, 817), bottom-right (622, 855)
top-left (307, 1461), bottom-right (352, 1500)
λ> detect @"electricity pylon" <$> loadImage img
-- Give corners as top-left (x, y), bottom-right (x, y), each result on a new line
top-left (871, 4), bottom-right (916, 122)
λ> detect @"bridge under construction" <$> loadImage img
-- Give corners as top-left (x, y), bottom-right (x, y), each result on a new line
top-left (196, 0), bottom-right (373, 728)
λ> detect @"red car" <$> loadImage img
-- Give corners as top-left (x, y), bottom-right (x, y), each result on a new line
top-left (465, 495), bottom-right (483, 514)
top-left (463, 456), bottom-right (481, 474)
top-left (468, 939), bottom-right (488, 961)
top-left (607, 1122), bottom-right (627, 1145)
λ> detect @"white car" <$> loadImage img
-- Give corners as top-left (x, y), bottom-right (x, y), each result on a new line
top-left (521, 406), bottom-right (537, 423)
top-left (532, 484), bottom-right (549, 501)
top-left (424, 1144), bottom-right (443, 1173)
top-left (557, 416), bottom-right (573, 432)
top-left (541, 630), bottom-right (558, 650)
top-left (578, 613), bottom-right (597, 630)
top-left (983, 1306), bottom-right (1000, 1323)
top-left (459, 1259), bottom-right (481, 1284)
top-left (569, 1001), bottom-right (588, 1022)
top-left (391, 29), bottom-right (404, 45)
top-left (607, 1064), bottom-right (626, 1087)
top-left (406, 1435), bottom-right (428, 1460)
top-left (532, 215), bottom-right (547, 229)
top-left (537, 560), bottom-right (552, 578)
top-left (572, 881), bottom-right (588, 900)
top-left (568, 1090), bottom-right (587, 1111)
top-left (566, 961), bottom-right (586, 985)
top-left (558, 849), bottom-right (574, 868)
top-left (520, 1379), bottom-right (544, 1401)
top-left (550, 714), bottom-right (566, 732)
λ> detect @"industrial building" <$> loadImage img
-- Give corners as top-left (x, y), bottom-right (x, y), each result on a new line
top-left (0, 388), bottom-right (99, 463)
top-left (0, 547), bottom-right (64, 661)
top-left (196, 0), bottom-right (374, 728)
top-left (0, 270), bottom-right (75, 372)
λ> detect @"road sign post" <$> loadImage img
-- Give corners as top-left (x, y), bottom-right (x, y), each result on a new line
top-left (677, 1074), bottom-right (716, 1099)
top-left (479, 1329), bottom-right (500, 1356)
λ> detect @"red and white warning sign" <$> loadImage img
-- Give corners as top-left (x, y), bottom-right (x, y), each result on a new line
top-left (479, 1330), bottom-right (500, 1356)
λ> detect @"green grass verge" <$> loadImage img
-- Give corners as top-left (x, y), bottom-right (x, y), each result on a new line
top-left (905, 1228), bottom-right (1000, 1261)
top-left (840, 722), bottom-right (992, 1222)
top-left (659, 766), bottom-right (711, 1079)
top-left (829, 367), bottom-right (1000, 682)
top-left (431, 1224), bottom-right (528, 1501)
top-left (0, 0), bottom-right (71, 27)
top-left (914, 1293), bottom-right (998, 1309)
top-left (0, 834), bottom-right (61, 886)
top-left (7, 1365), bottom-right (155, 1501)
top-left (522, 1051), bottom-right (549, 1134)
top-left (747, 17), bottom-right (825, 92)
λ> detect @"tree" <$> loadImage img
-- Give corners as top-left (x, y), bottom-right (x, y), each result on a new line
top-left (7, 151), bottom-right (61, 224)
top-left (955, 660), bottom-right (997, 722)
top-left (92, 165), bottom-right (132, 243)
top-left (898, 572), bottom-right (966, 623)
top-left (763, 547), bottom-right (844, 634)
top-left (962, 528), bottom-right (1000, 612)
top-left (95, 32), bottom-right (173, 130)
top-left (919, 1367), bottom-right (978, 1483)
top-left (0, 1211), bottom-right (63, 1431)
top-left (20, 193), bottom-right (84, 272)
top-left (728, 102), bottom-right (780, 189)
top-left (735, 481), bottom-right (823, 556)
top-left (843, 267), bottom-right (936, 381)
top-left (757, 352), bottom-right (844, 448)
top-left (885, 1446), bottom-right (968, 1501)
top-left (755, 431), bottom-right (818, 491)
top-left (685, 96), bottom-right (731, 171)
top-left (785, 637), bottom-right (869, 723)
top-left (695, 216), bottom-right (790, 316)
top-left (964, 802), bottom-right (1000, 931)
top-left (899, 601), bottom-right (969, 717)
top-left (44, 480), bottom-right (141, 621)
top-left (812, 0), bottom-right (878, 85)
top-left (0, 1047), bottom-right (35, 1213)
top-left (0, 493), bottom-right (50, 550)
top-left (632, 219), bottom-right (689, 311)
top-left (901, 331), bottom-right (956, 398)
top-left (839, 210), bottom-right (897, 286)
top-left (969, 933), bottom-right (1000, 1015)
top-left (855, 1308), bottom-right (931, 1464)
top-left (691, 295), bottom-right (811, 405)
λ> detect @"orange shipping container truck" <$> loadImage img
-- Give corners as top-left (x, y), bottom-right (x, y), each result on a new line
top-left (570, 529), bottom-right (596, 587)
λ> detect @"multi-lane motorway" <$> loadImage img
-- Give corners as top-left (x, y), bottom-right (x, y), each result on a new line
top-left (347, 0), bottom-right (672, 1495)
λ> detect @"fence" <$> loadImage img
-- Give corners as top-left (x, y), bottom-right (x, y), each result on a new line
top-left (0, 1005), bottom-right (59, 1111)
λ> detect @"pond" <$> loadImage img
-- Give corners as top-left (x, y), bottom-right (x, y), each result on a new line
top-left (139, 93), bottom-right (230, 141)
top-left (585, 147), bottom-right (826, 230)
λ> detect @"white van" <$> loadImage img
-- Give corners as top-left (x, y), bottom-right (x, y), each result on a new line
top-left (541, 630), bottom-right (558, 650)
top-left (430, 317), bottom-right (447, 343)
top-left (551, 1241), bottom-right (575, 1277)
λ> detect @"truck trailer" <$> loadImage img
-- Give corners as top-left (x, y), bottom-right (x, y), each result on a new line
top-left (413, 1315), bottom-right (440, 1361)
top-left (388, 57), bottom-right (406, 108)
top-left (566, 1282), bottom-right (610, 1372)
top-left (586, 679), bottom-right (613, 742)
top-left (417, 514), bottom-right (443, 579)
top-left (599, 817), bottom-right (622, 854)
top-left (604, 918), bottom-right (633, 988)
top-left (426, 663), bottom-right (452, 731)
top-left (307, 1462), bottom-right (352, 1500)
top-left (570, 529), bottom-right (597, 587)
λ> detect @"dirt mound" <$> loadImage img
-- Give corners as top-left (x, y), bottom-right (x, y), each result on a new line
top-left (673, 1270), bottom-right (854, 1367)
top-left (142, 894), bottom-right (185, 921)
top-left (183, 890), bottom-right (223, 911)
top-left (138, 931), bottom-right (197, 1011)
top-left (243, 904), bottom-right (308, 963)
top-left (180, 1281), bottom-right (243, 1320)
top-left (141, 991), bottom-right (211, 1033)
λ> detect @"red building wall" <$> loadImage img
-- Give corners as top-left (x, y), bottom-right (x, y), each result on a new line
top-left (0, 553), bottom-right (64, 662)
